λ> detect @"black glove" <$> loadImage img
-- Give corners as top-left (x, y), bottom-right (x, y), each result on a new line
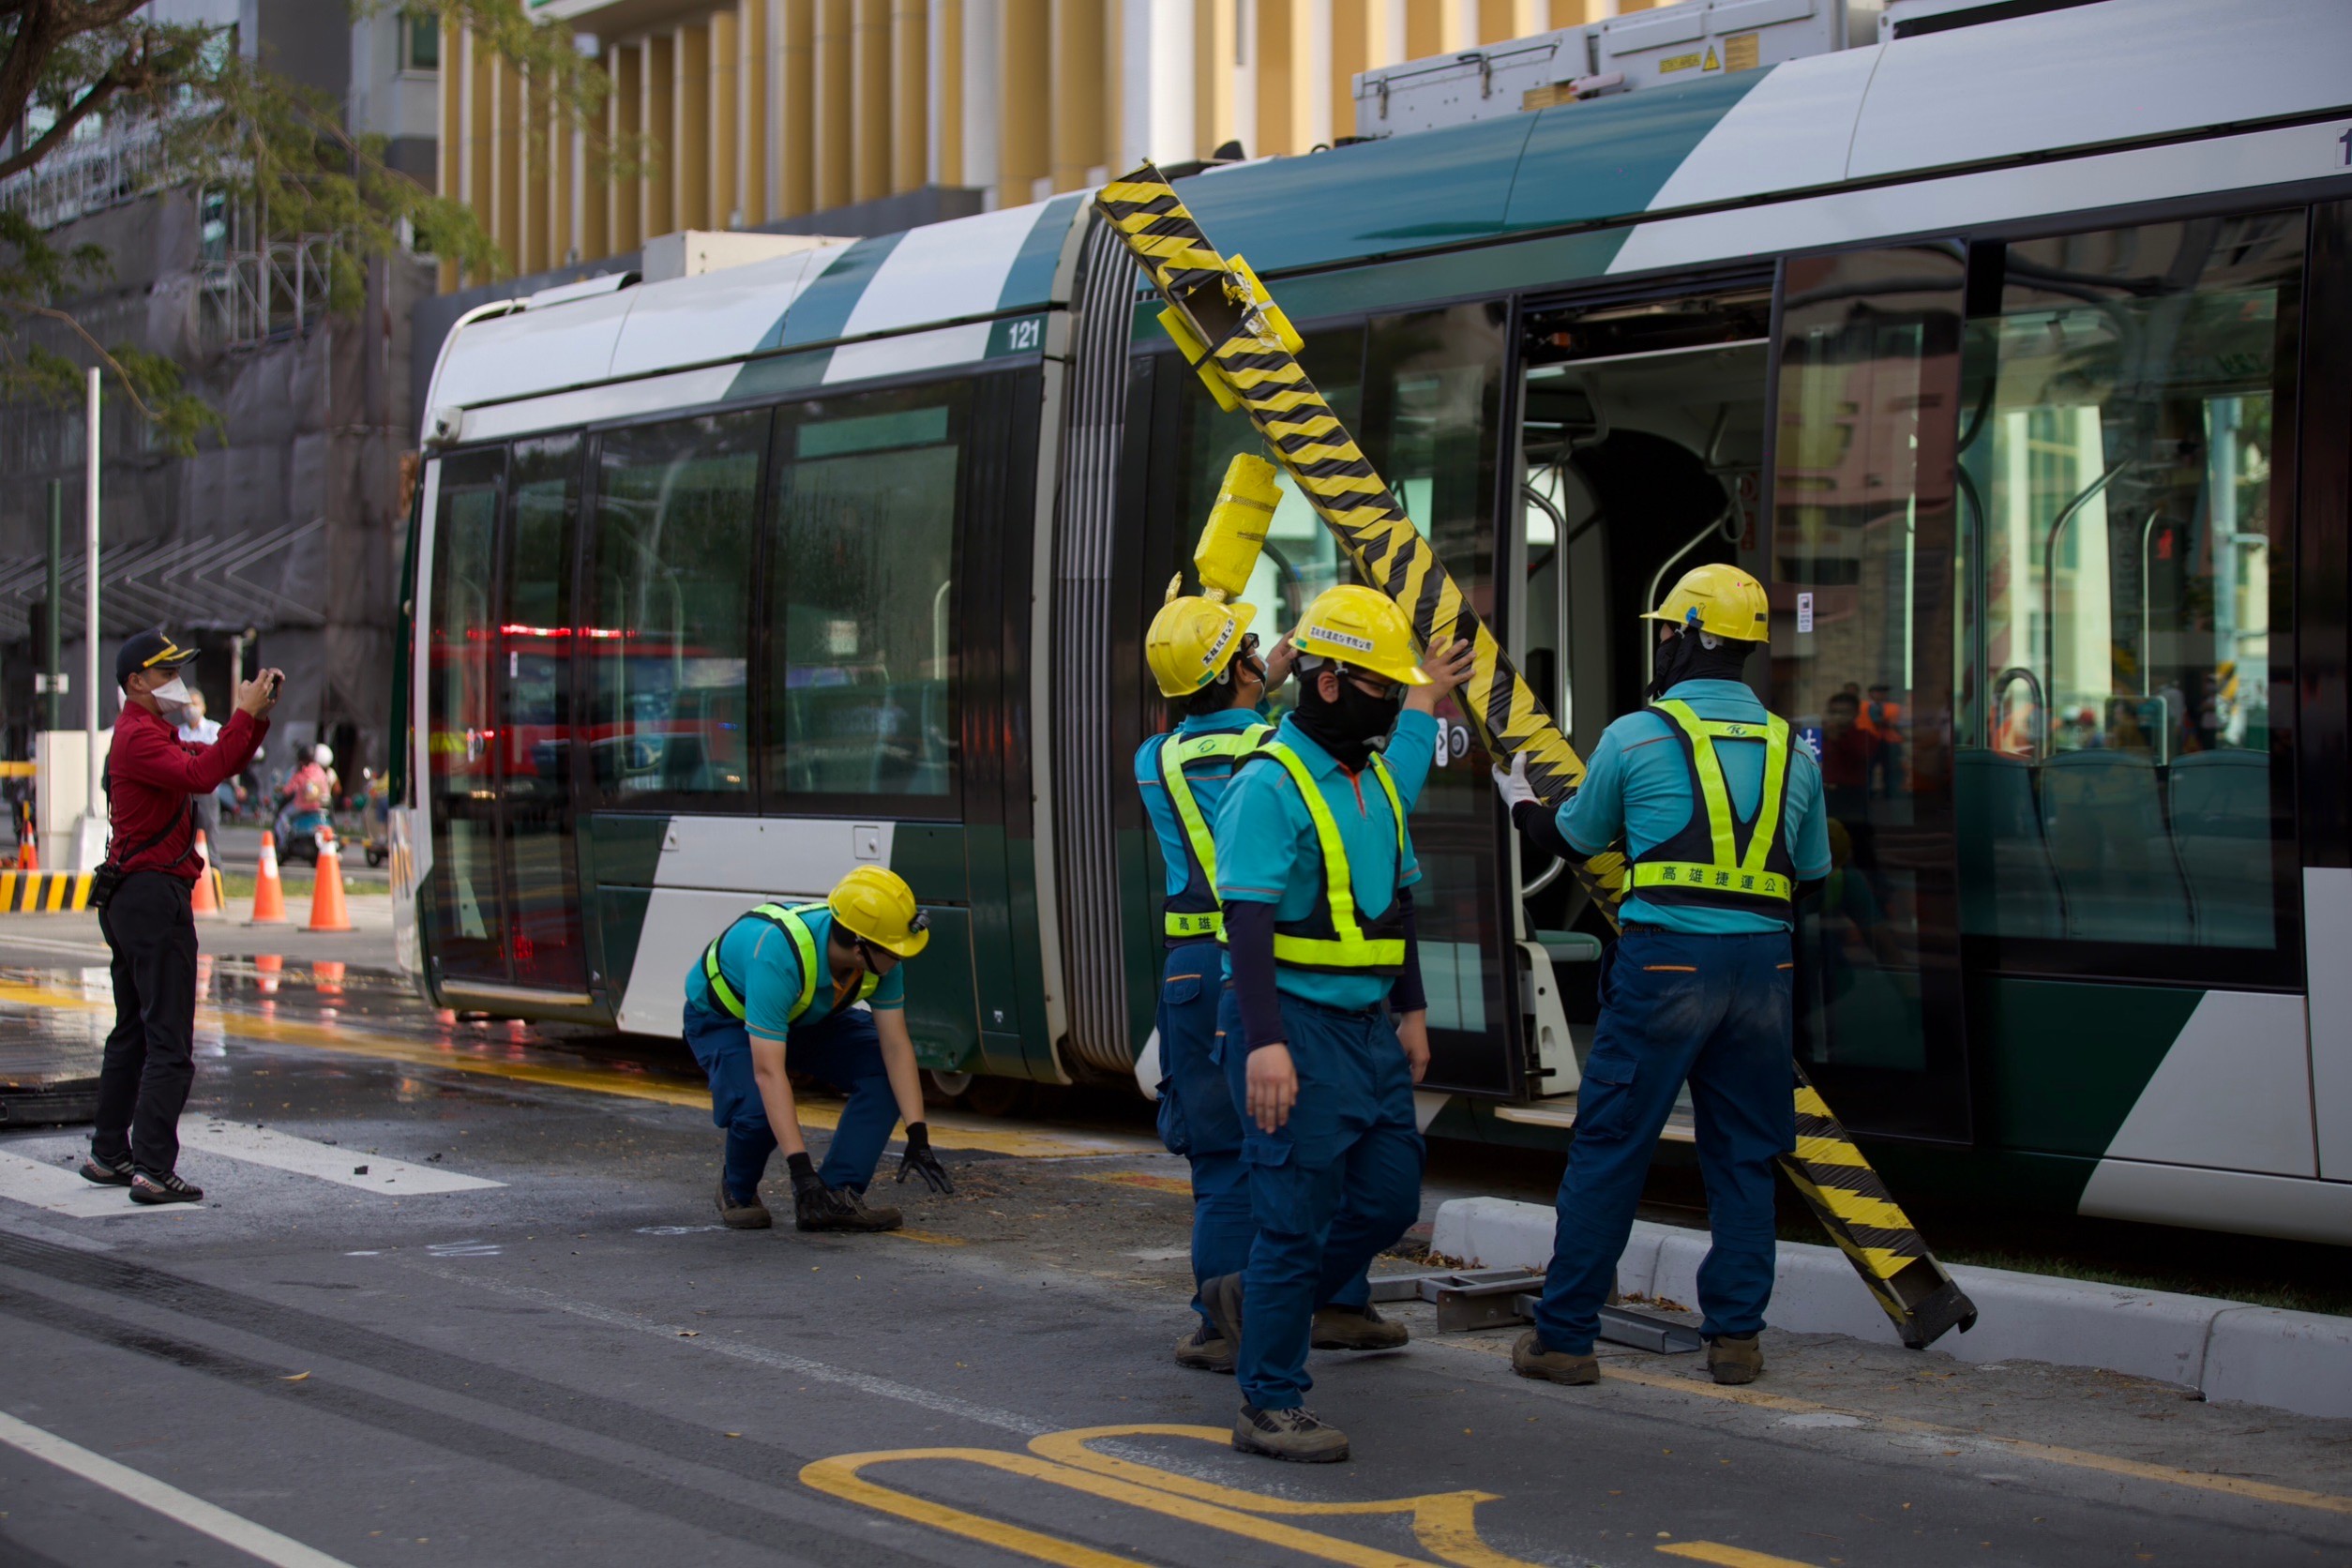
top-left (787, 1151), bottom-right (826, 1200)
top-left (895, 1122), bottom-right (954, 1195)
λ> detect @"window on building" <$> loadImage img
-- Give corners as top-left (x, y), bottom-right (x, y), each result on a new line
top-left (764, 387), bottom-right (965, 804)
top-left (1953, 213), bottom-right (2300, 961)
top-left (586, 412), bottom-right (763, 806)
top-left (402, 11), bottom-right (440, 73)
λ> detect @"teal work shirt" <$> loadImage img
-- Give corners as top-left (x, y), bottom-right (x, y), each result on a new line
top-left (1213, 709), bottom-right (1438, 1011)
top-left (684, 905), bottom-right (907, 1040)
top-left (1559, 679), bottom-right (1832, 935)
top-left (1136, 706), bottom-right (1273, 899)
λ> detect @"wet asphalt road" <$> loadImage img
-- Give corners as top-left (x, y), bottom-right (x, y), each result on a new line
top-left (0, 958), bottom-right (2348, 1568)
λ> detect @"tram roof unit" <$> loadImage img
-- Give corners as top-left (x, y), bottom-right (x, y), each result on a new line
top-left (425, 0), bottom-right (2349, 438)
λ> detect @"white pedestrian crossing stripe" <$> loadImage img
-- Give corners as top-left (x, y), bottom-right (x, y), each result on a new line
top-left (0, 1120), bottom-right (502, 1217)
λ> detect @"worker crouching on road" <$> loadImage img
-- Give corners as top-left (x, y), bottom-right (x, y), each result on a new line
top-left (1199, 585), bottom-right (1470, 1464)
top-left (1494, 564), bottom-right (1828, 1388)
top-left (682, 866), bottom-right (954, 1233)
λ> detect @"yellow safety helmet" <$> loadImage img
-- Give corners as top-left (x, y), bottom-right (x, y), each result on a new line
top-left (1146, 588), bottom-right (1259, 698)
top-left (828, 866), bottom-right (931, 959)
top-left (1643, 563), bottom-right (1771, 642)
top-left (1291, 584), bottom-right (1431, 687)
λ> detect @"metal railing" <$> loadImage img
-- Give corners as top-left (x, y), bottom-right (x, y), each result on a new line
top-left (196, 234), bottom-right (337, 348)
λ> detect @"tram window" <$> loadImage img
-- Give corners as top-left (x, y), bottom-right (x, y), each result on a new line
top-left (425, 447), bottom-right (508, 975)
top-left (586, 412), bottom-right (763, 806)
top-left (1953, 213), bottom-right (2299, 959)
top-left (765, 386), bottom-right (964, 804)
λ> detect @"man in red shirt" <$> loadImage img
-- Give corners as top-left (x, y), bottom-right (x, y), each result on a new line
top-left (80, 630), bottom-right (280, 1204)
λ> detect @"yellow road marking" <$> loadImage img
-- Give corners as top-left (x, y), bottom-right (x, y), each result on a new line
top-left (887, 1229), bottom-right (967, 1247)
top-left (1447, 1334), bottom-right (2352, 1517)
top-left (804, 1424), bottom-right (1547, 1568)
top-left (1659, 1544), bottom-right (1820, 1568)
top-left (0, 979), bottom-right (1147, 1161)
top-left (1079, 1172), bottom-right (1191, 1196)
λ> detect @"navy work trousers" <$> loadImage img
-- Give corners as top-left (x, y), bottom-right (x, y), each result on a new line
top-left (1533, 927), bottom-right (1796, 1355)
top-left (1153, 941), bottom-right (1254, 1325)
top-left (684, 1001), bottom-right (900, 1200)
top-left (93, 871), bottom-right (200, 1177)
top-left (1217, 986), bottom-right (1424, 1411)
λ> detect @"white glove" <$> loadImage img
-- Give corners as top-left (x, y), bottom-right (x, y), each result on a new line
top-left (1491, 751), bottom-right (1537, 811)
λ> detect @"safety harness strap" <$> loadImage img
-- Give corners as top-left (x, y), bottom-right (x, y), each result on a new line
top-left (700, 902), bottom-right (862, 1024)
top-left (1236, 740), bottom-right (1409, 974)
top-left (1629, 701), bottom-right (1795, 906)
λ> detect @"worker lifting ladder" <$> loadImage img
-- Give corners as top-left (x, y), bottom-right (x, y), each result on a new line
top-left (1094, 163), bottom-right (1977, 1350)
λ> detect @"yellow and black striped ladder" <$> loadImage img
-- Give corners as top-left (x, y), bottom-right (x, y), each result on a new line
top-left (1094, 163), bottom-right (1976, 1350)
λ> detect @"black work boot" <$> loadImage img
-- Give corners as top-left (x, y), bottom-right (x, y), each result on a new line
top-left (1311, 1302), bottom-right (1409, 1351)
top-left (1174, 1320), bottom-right (1235, 1374)
top-left (1706, 1333), bottom-right (1763, 1385)
top-left (79, 1150), bottom-right (135, 1186)
top-left (128, 1169), bottom-right (204, 1205)
top-left (1233, 1404), bottom-right (1349, 1463)
top-left (1512, 1329), bottom-right (1599, 1385)
top-left (716, 1178), bottom-right (772, 1230)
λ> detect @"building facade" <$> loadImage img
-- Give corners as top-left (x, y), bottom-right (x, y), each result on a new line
top-left (437, 0), bottom-right (1653, 286)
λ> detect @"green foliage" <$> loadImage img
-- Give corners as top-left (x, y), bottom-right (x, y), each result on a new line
top-left (0, 0), bottom-right (634, 446)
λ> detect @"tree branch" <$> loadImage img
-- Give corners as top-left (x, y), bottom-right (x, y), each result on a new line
top-left (0, 296), bottom-right (160, 421)
top-left (0, 53), bottom-right (134, 182)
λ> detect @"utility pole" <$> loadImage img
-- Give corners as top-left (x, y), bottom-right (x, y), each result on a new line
top-left (43, 480), bottom-right (62, 731)
top-left (72, 367), bottom-right (105, 870)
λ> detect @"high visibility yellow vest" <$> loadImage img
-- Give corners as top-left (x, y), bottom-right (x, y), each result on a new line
top-left (1222, 740), bottom-right (1410, 975)
top-left (1628, 701), bottom-right (1798, 911)
top-left (700, 902), bottom-right (880, 1025)
top-left (1155, 723), bottom-right (1272, 940)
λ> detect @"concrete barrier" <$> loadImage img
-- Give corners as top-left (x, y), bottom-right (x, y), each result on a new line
top-left (1428, 1196), bottom-right (2351, 1419)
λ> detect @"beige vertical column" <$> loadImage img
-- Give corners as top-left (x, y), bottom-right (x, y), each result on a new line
top-left (814, 0), bottom-right (854, 210)
top-left (1103, 0), bottom-right (1121, 184)
top-left (1000, 0), bottom-right (1048, 202)
top-left (1195, 0), bottom-right (1237, 159)
top-left (497, 57), bottom-right (525, 268)
top-left (712, 10), bottom-right (740, 226)
top-left (1332, 0), bottom-right (1372, 143)
top-left (1253, 0), bottom-right (1292, 157)
top-left (438, 21), bottom-right (461, 289)
top-left (611, 41), bottom-right (642, 252)
top-left (550, 90), bottom-right (574, 266)
top-left (644, 33), bottom-right (676, 238)
top-left (1403, 0), bottom-right (1442, 56)
top-left (891, 0), bottom-right (927, 194)
top-left (960, 0), bottom-right (998, 200)
top-left (1048, 0), bottom-right (1104, 191)
top-left (1441, 0), bottom-right (1475, 49)
top-left (1478, 0), bottom-right (1540, 40)
top-left (465, 32), bottom-right (494, 279)
top-left (518, 67), bottom-right (546, 275)
top-left (675, 23), bottom-right (712, 231)
top-left (775, 0), bottom-right (816, 218)
top-left (1303, 0), bottom-right (1331, 149)
top-left (738, 0), bottom-right (766, 225)
top-left (930, 0), bottom-right (963, 185)
top-left (852, 0), bottom-right (890, 204)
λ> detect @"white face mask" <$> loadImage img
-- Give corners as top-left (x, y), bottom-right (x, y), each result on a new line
top-left (151, 675), bottom-right (192, 712)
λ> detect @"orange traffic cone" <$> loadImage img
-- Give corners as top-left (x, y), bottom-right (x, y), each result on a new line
top-left (254, 952), bottom-right (283, 995)
top-left (190, 831), bottom-right (225, 917)
top-left (16, 835), bottom-right (37, 872)
top-left (306, 828), bottom-right (353, 933)
top-left (248, 831), bottom-right (291, 926)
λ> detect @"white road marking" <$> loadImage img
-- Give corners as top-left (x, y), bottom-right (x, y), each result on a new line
top-left (0, 1152), bottom-right (184, 1220)
top-left (176, 1121), bottom-right (503, 1196)
top-left (0, 1410), bottom-right (358, 1568)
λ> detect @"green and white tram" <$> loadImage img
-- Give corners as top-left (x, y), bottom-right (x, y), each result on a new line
top-left (396, 0), bottom-right (2352, 1244)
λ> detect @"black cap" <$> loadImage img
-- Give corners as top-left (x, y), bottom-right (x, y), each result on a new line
top-left (115, 628), bottom-right (199, 689)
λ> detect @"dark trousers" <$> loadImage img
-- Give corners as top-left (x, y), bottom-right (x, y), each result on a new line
top-left (1533, 927), bottom-right (1797, 1354)
top-left (683, 1001), bottom-right (901, 1199)
top-left (1216, 987), bottom-right (1425, 1411)
top-left (94, 871), bottom-right (201, 1175)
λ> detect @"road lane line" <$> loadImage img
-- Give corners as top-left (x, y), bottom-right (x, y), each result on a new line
top-left (1658, 1544), bottom-right (1821, 1568)
top-left (175, 1120), bottom-right (503, 1196)
top-left (0, 1152), bottom-right (187, 1221)
top-left (1441, 1333), bottom-right (2352, 1518)
top-left (0, 1410), bottom-right (358, 1568)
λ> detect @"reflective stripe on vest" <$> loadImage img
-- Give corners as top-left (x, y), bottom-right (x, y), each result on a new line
top-left (1157, 723), bottom-right (1273, 939)
top-left (701, 903), bottom-right (880, 1024)
top-left (1628, 701), bottom-right (1797, 906)
top-left (1224, 740), bottom-right (1410, 975)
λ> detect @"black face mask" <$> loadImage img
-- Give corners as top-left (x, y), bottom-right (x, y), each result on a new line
top-left (1294, 670), bottom-right (1404, 771)
top-left (1649, 629), bottom-right (1753, 701)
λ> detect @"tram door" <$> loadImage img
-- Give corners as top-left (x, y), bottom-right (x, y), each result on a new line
top-left (422, 441), bottom-right (590, 1000)
top-left (1512, 262), bottom-right (1973, 1141)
